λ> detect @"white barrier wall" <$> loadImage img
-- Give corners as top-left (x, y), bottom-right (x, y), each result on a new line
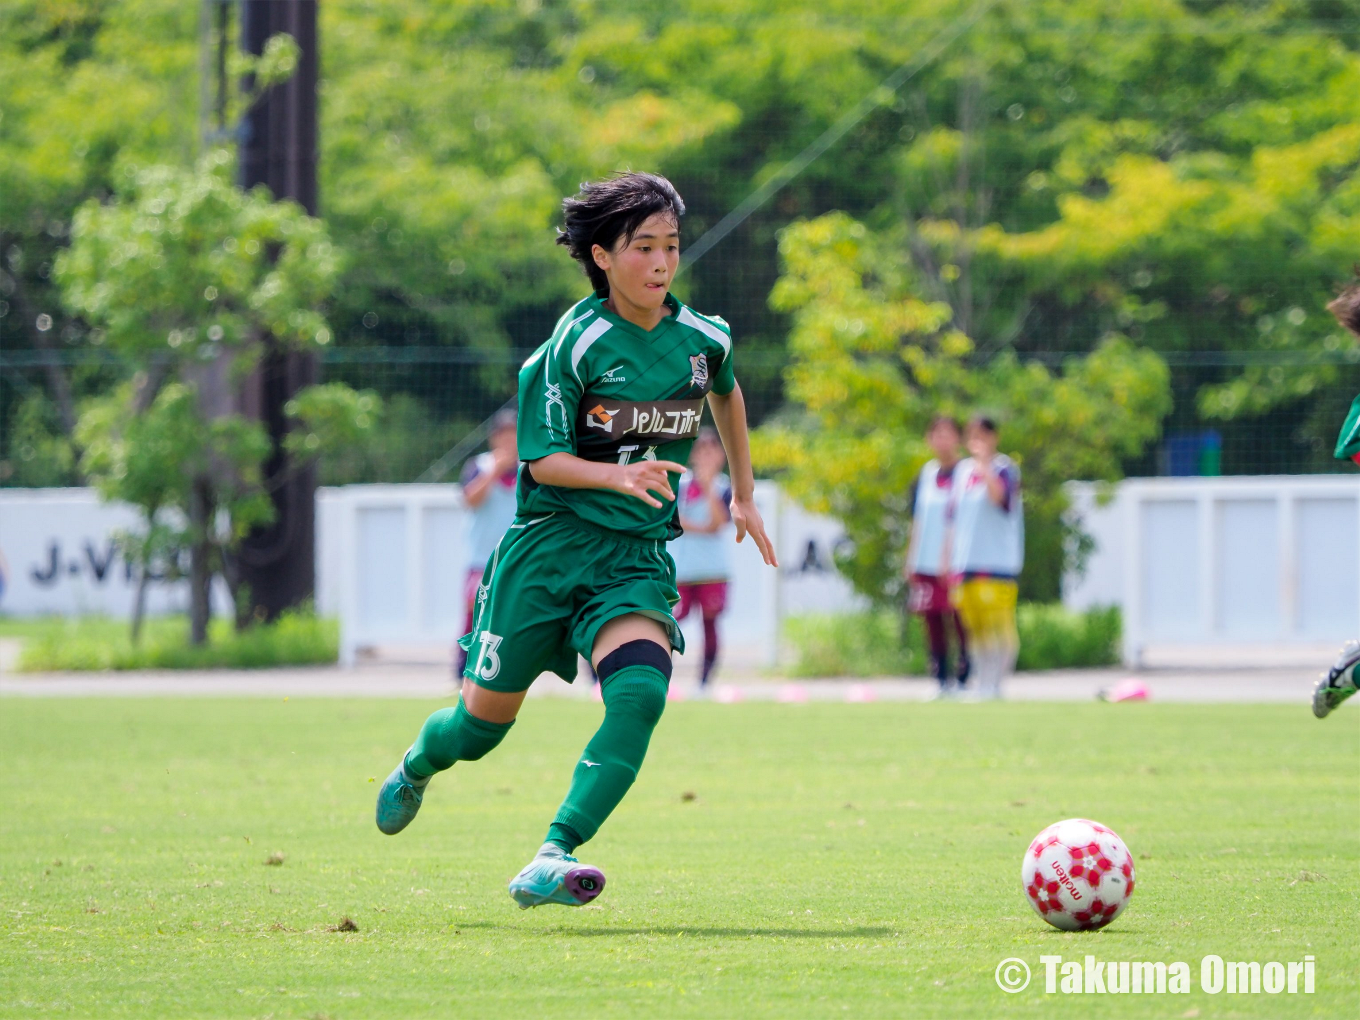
top-left (0, 489), bottom-right (231, 617)
top-left (1065, 476), bottom-right (1360, 666)
top-left (10, 477), bottom-right (1354, 671)
top-left (319, 481), bottom-right (860, 669)
top-left (0, 485), bottom-right (858, 673)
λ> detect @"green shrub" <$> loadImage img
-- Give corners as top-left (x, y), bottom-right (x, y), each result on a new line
top-left (1015, 603), bottom-right (1121, 671)
top-left (783, 604), bottom-right (1120, 677)
top-left (781, 610), bottom-right (928, 678)
top-left (10, 611), bottom-right (337, 672)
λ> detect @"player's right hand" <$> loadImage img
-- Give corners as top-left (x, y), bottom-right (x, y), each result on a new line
top-left (614, 460), bottom-right (686, 508)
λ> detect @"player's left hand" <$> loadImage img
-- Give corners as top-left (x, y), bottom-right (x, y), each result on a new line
top-left (731, 495), bottom-right (778, 567)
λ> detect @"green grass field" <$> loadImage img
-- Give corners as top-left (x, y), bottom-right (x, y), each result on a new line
top-left (1, 698), bottom-right (1356, 1019)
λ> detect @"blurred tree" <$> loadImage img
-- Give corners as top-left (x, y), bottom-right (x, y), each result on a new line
top-left (0, 0), bottom-right (199, 446)
top-left (76, 380), bottom-right (270, 645)
top-left (3, 0), bottom-right (1358, 485)
top-left (754, 213), bottom-right (1171, 602)
top-left (55, 155), bottom-right (373, 644)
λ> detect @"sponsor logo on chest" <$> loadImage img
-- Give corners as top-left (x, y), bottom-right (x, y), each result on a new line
top-left (584, 400), bottom-right (703, 439)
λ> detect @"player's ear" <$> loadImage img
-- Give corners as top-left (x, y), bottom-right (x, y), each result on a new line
top-left (591, 243), bottom-right (611, 273)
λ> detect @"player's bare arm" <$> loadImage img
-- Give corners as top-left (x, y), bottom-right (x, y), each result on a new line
top-left (707, 384), bottom-right (778, 567)
top-left (527, 452), bottom-right (687, 510)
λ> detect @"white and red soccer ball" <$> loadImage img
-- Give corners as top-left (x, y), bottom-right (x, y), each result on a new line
top-left (1022, 818), bottom-right (1135, 931)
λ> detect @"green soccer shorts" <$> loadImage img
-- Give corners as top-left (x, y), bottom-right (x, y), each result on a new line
top-left (456, 513), bottom-right (685, 693)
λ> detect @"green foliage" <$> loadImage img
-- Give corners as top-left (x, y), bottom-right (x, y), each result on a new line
top-left (12, 610), bottom-right (336, 671)
top-left (1014, 603), bottom-right (1122, 672)
top-left (4, 1), bottom-right (1358, 469)
top-left (785, 610), bottom-right (929, 679)
top-left (0, 394), bottom-right (76, 486)
top-left (755, 213), bottom-right (1171, 603)
top-left (76, 380), bottom-right (275, 540)
top-left (784, 603), bottom-right (1120, 678)
top-left (55, 157), bottom-right (369, 640)
top-left (315, 393), bottom-right (472, 485)
top-left (4, 698), bottom-right (1354, 1016)
top-left (56, 154), bottom-right (341, 355)
top-left (283, 383), bottom-right (382, 462)
top-left (975, 124), bottom-right (1360, 420)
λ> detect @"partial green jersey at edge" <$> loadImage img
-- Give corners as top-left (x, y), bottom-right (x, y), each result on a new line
top-left (515, 293), bottom-right (735, 539)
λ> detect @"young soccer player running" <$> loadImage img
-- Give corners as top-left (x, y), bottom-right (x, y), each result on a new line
top-left (375, 172), bottom-right (778, 908)
top-left (1312, 277), bottom-right (1360, 718)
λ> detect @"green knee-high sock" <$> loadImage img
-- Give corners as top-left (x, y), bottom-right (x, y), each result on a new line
top-left (546, 665), bottom-right (668, 853)
top-left (405, 699), bottom-right (513, 778)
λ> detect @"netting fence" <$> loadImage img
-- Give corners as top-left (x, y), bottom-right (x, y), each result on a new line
top-left (3, 346), bottom-right (1356, 488)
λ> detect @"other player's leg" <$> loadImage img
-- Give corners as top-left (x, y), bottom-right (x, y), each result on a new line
top-left (696, 581), bottom-right (728, 687)
top-left (923, 610), bottom-right (951, 696)
top-left (509, 614), bottom-right (672, 908)
top-left (1312, 640), bottom-right (1360, 719)
top-left (949, 606), bottom-right (971, 689)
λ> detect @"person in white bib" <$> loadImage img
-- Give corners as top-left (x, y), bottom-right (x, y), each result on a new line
top-left (904, 416), bottom-right (970, 695)
top-left (947, 416), bottom-right (1024, 699)
top-left (670, 428), bottom-right (733, 687)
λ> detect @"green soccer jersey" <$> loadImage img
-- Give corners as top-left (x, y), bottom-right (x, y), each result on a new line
top-left (515, 292), bottom-right (736, 539)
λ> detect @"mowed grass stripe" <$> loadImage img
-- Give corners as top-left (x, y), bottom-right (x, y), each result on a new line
top-left (0, 700), bottom-right (1355, 1018)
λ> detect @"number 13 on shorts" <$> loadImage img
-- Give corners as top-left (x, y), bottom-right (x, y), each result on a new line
top-left (473, 631), bottom-right (503, 681)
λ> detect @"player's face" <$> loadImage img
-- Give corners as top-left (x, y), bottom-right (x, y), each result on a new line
top-left (927, 423), bottom-right (960, 460)
top-left (490, 426), bottom-right (518, 461)
top-left (966, 425), bottom-right (998, 459)
top-left (690, 437), bottom-right (726, 474)
top-left (593, 212), bottom-right (679, 313)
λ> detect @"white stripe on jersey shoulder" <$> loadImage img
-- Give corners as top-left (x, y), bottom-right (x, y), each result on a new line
top-left (522, 342), bottom-right (550, 369)
top-left (570, 317), bottom-right (612, 381)
top-left (677, 306), bottom-right (731, 357)
top-left (552, 306), bottom-right (596, 358)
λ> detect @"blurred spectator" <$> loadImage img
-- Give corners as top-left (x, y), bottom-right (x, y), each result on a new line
top-left (904, 416), bottom-right (970, 696)
top-left (455, 409), bottom-right (519, 678)
top-left (948, 416), bottom-right (1024, 699)
top-left (671, 428), bottom-right (732, 687)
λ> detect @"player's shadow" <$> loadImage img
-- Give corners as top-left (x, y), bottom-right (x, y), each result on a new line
top-left (454, 921), bottom-right (897, 939)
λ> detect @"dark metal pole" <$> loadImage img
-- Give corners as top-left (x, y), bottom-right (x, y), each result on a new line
top-left (236, 0), bottom-right (319, 621)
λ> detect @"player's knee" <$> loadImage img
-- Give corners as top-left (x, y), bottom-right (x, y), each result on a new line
top-left (598, 639), bottom-right (671, 727)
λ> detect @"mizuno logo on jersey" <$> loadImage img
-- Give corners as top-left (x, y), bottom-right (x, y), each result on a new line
top-left (599, 366), bottom-right (627, 384)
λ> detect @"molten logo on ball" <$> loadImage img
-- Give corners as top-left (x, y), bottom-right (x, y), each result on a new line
top-left (1022, 818), bottom-right (1135, 931)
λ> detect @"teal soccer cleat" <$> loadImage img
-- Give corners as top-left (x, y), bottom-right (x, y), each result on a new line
top-left (375, 752), bottom-right (430, 835)
top-left (1313, 640), bottom-right (1360, 719)
top-left (508, 844), bottom-right (606, 909)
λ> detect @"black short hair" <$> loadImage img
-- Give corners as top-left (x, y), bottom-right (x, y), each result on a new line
top-left (968, 414), bottom-right (999, 435)
top-left (556, 172), bottom-right (685, 295)
top-left (1328, 273), bottom-right (1360, 339)
top-left (927, 415), bottom-right (962, 436)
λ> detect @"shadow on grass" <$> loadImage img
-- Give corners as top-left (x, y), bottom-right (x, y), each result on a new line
top-left (453, 920), bottom-right (899, 939)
